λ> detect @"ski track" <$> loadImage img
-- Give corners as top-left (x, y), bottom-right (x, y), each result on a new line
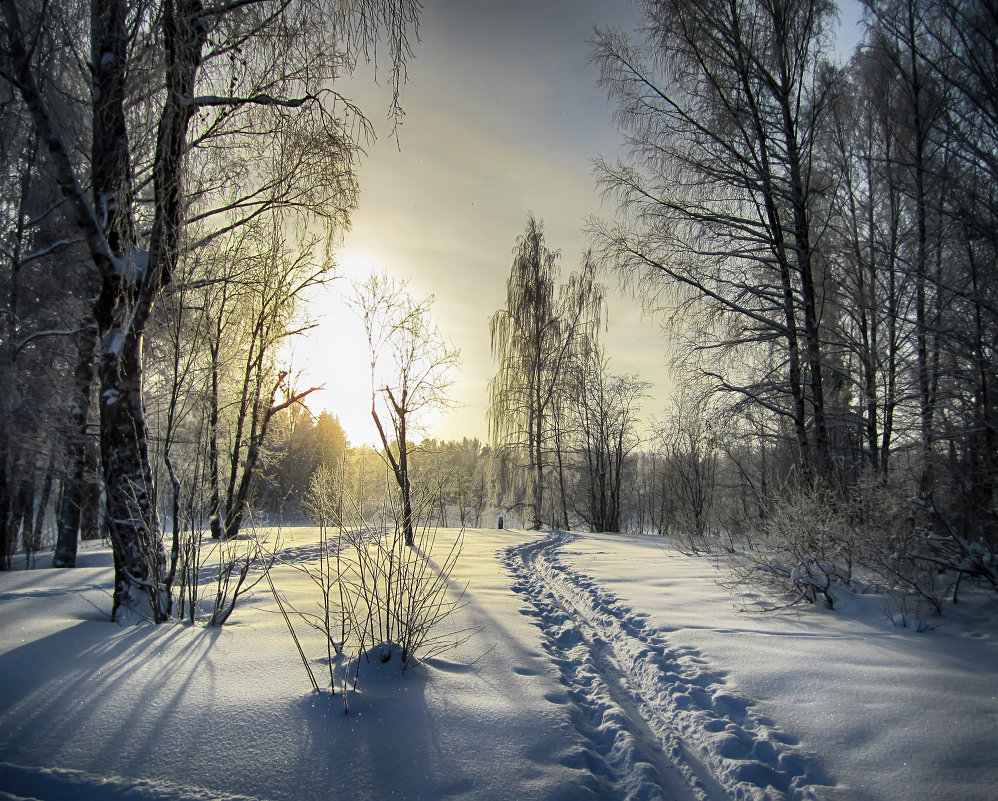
top-left (503, 532), bottom-right (831, 801)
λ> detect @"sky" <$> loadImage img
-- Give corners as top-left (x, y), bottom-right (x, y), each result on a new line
top-left (295, 0), bottom-right (665, 447)
top-left (296, 0), bottom-right (866, 447)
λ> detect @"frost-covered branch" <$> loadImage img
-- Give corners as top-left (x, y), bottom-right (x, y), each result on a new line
top-left (14, 327), bottom-right (85, 354)
top-left (184, 92), bottom-right (319, 108)
top-left (16, 237), bottom-right (84, 266)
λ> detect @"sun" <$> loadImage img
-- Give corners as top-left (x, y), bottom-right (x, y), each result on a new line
top-left (288, 251), bottom-right (382, 447)
top-left (288, 249), bottom-right (459, 448)
top-left (331, 248), bottom-right (380, 283)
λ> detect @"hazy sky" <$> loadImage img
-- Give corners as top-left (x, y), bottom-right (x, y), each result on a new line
top-left (297, 0), bottom-right (863, 446)
top-left (296, 0), bottom-right (667, 446)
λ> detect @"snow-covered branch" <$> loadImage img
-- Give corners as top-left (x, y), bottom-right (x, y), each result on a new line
top-left (184, 92), bottom-right (319, 109)
top-left (16, 237), bottom-right (84, 266)
top-left (15, 327), bottom-right (84, 354)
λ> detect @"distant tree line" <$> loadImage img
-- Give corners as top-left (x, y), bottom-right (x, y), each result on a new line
top-left (258, 426), bottom-right (496, 531)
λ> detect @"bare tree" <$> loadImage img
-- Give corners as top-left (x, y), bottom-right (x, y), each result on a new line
top-left (0, 49), bottom-right (94, 569)
top-left (194, 223), bottom-right (325, 541)
top-left (568, 345), bottom-right (648, 533)
top-left (862, 0), bottom-right (954, 499)
top-left (823, 48), bottom-right (910, 479)
top-left (657, 382), bottom-right (721, 552)
top-left (350, 272), bottom-right (460, 547)
top-left (593, 0), bottom-right (838, 480)
top-left (915, 0), bottom-right (998, 541)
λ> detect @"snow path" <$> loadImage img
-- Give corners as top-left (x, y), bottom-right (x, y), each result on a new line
top-left (5, 530), bottom-right (994, 800)
top-left (503, 532), bottom-right (829, 801)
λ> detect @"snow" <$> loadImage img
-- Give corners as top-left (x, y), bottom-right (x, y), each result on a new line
top-left (2, 528), bottom-right (997, 801)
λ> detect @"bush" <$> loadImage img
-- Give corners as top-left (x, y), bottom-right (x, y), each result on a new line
top-left (267, 468), bottom-right (467, 703)
top-left (729, 481), bottom-right (852, 609)
top-left (727, 473), bottom-right (997, 619)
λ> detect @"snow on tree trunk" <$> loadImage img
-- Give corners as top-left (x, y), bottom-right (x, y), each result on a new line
top-left (99, 323), bottom-right (169, 622)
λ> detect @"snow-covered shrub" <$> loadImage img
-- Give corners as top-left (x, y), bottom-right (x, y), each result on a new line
top-left (728, 482), bottom-right (852, 609)
top-left (343, 513), bottom-right (465, 671)
top-left (206, 533), bottom-right (271, 625)
top-left (727, 471), bottom-right (997, 619)
top-left (882, 587), bottom-right (933, 631)
top-left (847, 479), bottom-right (968, 616)
top-left (922, 507), bottom-right (997, 602)
top-left (175, 522), bottom-right (273, 625)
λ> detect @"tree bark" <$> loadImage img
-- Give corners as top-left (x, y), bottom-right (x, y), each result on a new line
top-left (99, 325), bottom-right (169, 620)
top-left (54, 321), bottom-right (98, 567)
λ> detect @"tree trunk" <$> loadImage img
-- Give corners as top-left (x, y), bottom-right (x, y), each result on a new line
top-left (54, 321), bottom-right (98, 567)
top-left (530, 391), bottom-right (544, 530)
top-left (80, 439), bottom-right (103, 541)
top-left (99, 326), bottom-right (169, 621)
top-left (90, 0), bottom-right (170, 620)
top-left (12, 477), bottom-right (32, 556)
top-left (555, 425), bottom-right (570, 531)
top-left (207, 335), bottom-right (223, 539)
top-left (29, 460), bottom-right (55, 553)
top-left (897, 0), bottom-right (937, 500)
top-left (0, 461), bottom-right (12, 571)
top-left (398, 409), bottom-right (414, 547)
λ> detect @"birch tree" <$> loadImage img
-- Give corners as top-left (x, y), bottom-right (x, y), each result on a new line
top-left (861, 0), bottom-right (953, 499)
top-left (489, 216), bottom-right (603, 529)
top-left (568, 346), bottom-right (648, 533)
top-left (884, 0), bottom-right (997, 543)
top-left (822, 46), bottom-right (910, 479)
top-left (593, 0), bottom-right (838, 480)
top-left (0, 53), bottom-right (95, 569)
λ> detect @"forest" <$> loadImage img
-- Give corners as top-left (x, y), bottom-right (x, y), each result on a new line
top-left (0, 0), bottom-right (996, 628)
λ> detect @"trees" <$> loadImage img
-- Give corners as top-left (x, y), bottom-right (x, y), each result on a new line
top-left (351, 272), bottom-right (460, 547)
top-left (0, 0), bottom-right (419, 618)
top-left (408, 438), bottom-right (492, 528)
top-left (656, 383), bottom-right (721, 551)
top-left (589, 0), bottom-right (997, 602)
top-left (567, 346), bottom-right (648, 533)
top-left (916, 0), bottom-right (997, 541)
top-left (489, 216), bottom-right (603, 529)
top-left (198, 230), bottom-right (325, 541)
top-left (822, 48), bottom-right (908, 479)
top-left (821, 0), bottom-right (996, 546)
top-left (859, 0), bottom-right (953, 499)
top-left (256, 409), bottom-right (349, 521)
top-left (0, 41), bottom-right (96, 569)
top-left (593, 0), bottom-right (837, 481)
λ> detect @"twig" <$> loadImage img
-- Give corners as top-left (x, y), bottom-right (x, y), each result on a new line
top-left (264, 559), bottom-right (320, 693)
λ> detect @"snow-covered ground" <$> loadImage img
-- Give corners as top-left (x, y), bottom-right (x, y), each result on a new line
top-left (1, 528), bottom-right (996, 801)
